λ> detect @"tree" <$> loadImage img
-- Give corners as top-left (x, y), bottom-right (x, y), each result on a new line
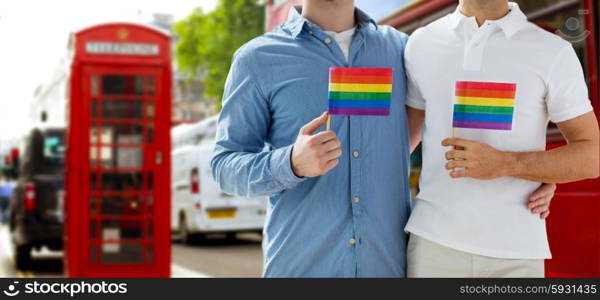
top-left (174, 0), bottom-right (265, 111)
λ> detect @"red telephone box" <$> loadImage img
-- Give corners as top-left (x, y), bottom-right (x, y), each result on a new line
top-left (65, 23), bottom-right (171, 277)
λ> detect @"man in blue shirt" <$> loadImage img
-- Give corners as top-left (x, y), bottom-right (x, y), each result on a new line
top-left (0, 176), bottom-right (13, 223)
top-left (211, 0), bottom-right (411, 277)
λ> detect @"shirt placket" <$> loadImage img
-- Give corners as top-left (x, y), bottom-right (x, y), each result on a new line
top-left (314, 25), bottom-right (366, 276)
top-left (462, 21), bottom-right (495, 71)
top-left (347, 30), bottom-right (365, 277)
top-left (308, 23), bottom-right (365, 276)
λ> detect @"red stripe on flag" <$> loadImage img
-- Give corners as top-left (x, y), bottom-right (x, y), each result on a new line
top-left (330, 67), bottom-right (393, 77)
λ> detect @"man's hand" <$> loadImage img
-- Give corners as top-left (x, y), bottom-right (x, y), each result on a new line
top-left (442, 113), bottom-right (599, 183)
top-left (291, 112), bottom-right (342, 177)
top-left (442, 137), bottom-right (510, 179)
top-left (528, 183), bottom-right (556, 219)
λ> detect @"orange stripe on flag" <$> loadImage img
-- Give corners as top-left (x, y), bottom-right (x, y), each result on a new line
top-left (455, 88), bottom-right (515, 99)
top-left (330, 67), bottom-right (393, 77)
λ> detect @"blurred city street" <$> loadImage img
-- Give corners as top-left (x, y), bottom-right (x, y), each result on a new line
top-left (171, 233), bottom-right (262, 278)
top-left (0, 225), bottom-right (262, 278)
top-left (0, 0), bottom-right (267, 278)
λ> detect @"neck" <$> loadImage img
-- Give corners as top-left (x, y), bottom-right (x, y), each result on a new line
top-left (459, 0), bottom-right (510, 26)
top-left (302, 0), bottom-right (356, 32)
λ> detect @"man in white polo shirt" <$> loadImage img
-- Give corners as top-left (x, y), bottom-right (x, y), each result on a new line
top-left (404, 0), bottom-right (599, 277)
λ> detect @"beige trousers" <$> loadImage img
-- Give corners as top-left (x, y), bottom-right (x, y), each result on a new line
top-left (407, 234), bottom-right (545, 278)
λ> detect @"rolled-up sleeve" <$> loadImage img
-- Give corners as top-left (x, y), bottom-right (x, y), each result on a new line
top-left (210, 49), bottom-right (305, 197)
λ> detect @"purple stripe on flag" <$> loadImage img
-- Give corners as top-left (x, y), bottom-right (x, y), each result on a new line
top-left (328, 107), bottom-right (390, 116)
top-left (453, 120), bottom-right (512, 130)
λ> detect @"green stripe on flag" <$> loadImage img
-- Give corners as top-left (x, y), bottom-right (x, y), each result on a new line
top-left (328, 91), bottom-right (391, 100)
top-left (454, 104), bottom-right (514, 115)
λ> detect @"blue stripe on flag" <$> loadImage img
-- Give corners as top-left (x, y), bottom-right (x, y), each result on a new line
top-left (453, 112), bottom-right (513, 123)
top-left (328, 99), bottom-right (391, 109)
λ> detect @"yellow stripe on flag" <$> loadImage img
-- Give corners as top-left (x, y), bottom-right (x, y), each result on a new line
top-left (455, 96), bottom-right (515, 107)
top-left (329, 83), bottom-right (392, 93)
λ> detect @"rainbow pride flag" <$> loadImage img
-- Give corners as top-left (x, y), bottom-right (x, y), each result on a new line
top-left (328, 67), bottom-right (393, 116)
top-left (453, 81), bottom-right (516, 130)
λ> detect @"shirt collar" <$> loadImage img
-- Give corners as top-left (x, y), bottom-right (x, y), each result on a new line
top-left (449, 2), bottom-right (528, 38)
top-left (285, 5), bottom-right (377, 38)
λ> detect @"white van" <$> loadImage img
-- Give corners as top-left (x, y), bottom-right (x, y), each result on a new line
top-left (171, 116), bottom-right (267, 242)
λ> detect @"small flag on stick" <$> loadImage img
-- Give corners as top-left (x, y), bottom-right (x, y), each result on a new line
top-left (328, 67), bottom-right (393, 117)
top-left (453, 81), bottom-right (516, 131)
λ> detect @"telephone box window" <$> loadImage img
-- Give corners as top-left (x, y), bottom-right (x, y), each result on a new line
top-left (147, 124), bottom-right (154, 144)
top-left (98, 172), bottom-right (144, 191)
top-left (91, 75), bottom-right (99, 97)
top-left (146, 244), bottom-right (154, 263)
top-left (146, 101), bottom-right (155, 119)
top-left (102, 75), bottom-right (144, 95)
top-left (102, 99), bottom-right (144, 120)
top-left (100, 196), bottom-right (144, 216)
top-left (91, 99), bottom-right (98, 118)
top-left (89, 245), bottom-right (97, 264)
top-left (101, 220), bottom-right (143, 239)
top-left (101, 243), bottom-right (144, 264)
top-left (90, 220), bottom-right (97, 239)
top-left (90, 196), bottom-right (98, 215)
top-left (147, 221), bottom-right (153, 238)
top-left (147, 76), bottom-right (155, 96)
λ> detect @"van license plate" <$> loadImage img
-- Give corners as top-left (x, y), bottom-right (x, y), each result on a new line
top-left (207, 210), bottom-right (236, 219)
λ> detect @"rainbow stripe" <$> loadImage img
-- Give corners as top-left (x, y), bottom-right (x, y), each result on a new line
top-left (328, 67), bottom-right (393, 116)
top-left (453, 81), bottom-right (516, 130)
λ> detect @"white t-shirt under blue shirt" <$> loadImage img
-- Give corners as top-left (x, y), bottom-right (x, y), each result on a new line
top-left (325, 27), bottom-right (356, 63)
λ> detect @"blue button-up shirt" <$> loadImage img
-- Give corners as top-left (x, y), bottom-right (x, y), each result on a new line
top-left (0, 181), bottom-right (13, 198)
top-left (211, 7), bottom-right (411, 277)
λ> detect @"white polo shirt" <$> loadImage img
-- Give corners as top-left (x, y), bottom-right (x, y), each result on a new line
top-left (404, 2), bottom-right (593, 259)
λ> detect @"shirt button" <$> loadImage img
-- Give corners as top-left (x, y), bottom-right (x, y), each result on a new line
top-left (309, 30), bottom-right (314, 35)
top-left (324, 37), bottom-right (332, 44)
top-left (352, 151), bottom-right (359, 158)
top-left (353, 196), bottom-right (360, 203)
top-left (349, 238), bottom-right (357, 245)
top-left (471, 42), bottom-right (479, 47)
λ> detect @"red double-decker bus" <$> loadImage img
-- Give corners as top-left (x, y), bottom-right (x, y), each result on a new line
top-left (265, 0), bottom-right (600, 277)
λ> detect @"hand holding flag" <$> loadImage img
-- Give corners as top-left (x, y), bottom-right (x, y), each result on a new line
top-left (446, 81), bottom-right (517, 177)
top-left (442, 137), bottom-right (510, 179)
top-left (291, 112), bottom-right (342, 178)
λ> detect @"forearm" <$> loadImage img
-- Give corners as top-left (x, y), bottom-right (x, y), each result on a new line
top-left (409, 126), bottom-right (422, 153)
top-left (210, 144), bottom-right (304, 197)
top-left (502, 140), bottom-right (599, 183)
top-left (406, 106), bottom-right (425, 153)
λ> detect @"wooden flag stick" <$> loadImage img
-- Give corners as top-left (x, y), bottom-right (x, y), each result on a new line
top-left (452, 127), bottom-right (456, 172)
top-left (326, 114), bottom-right (331, 131)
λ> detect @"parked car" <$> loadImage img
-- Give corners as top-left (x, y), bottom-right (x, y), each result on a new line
top-left (171, 116), bottom-right (267, 243)
top-left (9, 128), bottom-right (65, 268)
